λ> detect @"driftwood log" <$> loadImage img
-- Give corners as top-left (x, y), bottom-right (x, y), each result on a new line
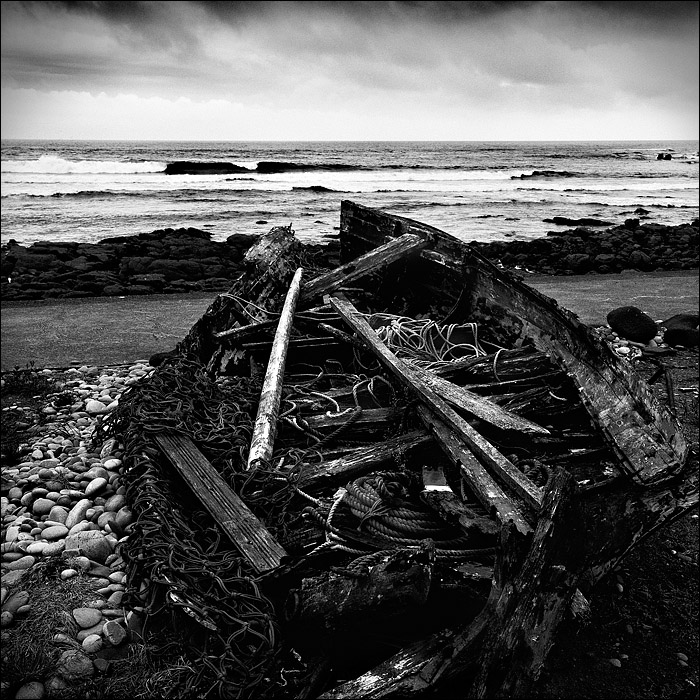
top-left (247, 267), bottom-right (303, 470)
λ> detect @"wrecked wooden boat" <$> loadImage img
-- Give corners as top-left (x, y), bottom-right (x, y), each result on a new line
top-left (97, 199), bottom-right (698, 699)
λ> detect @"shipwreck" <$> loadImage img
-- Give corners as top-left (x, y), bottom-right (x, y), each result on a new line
top-left (96, 200), bottom-right (698, 698)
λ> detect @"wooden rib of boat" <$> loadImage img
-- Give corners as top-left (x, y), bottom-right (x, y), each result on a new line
top-left (102, 200), bottom-right (698, 699)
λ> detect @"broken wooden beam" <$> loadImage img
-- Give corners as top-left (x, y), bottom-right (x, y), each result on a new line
top-left (329, 295), bottom-right (544, 512)
top-left (296, 430), bottom-right (432, 492)
top-left (301, 233), bottom-right (429, 302)
top-left (154, 432), bottom-right (287, 575)
top-left (411, 365), bottom-right (550, 435)
top-left (418, 407), bottom-right (534, 537)
top-left (247, 267), bottom-right (303, 470)
top-left (420, 464), bottom-right (499, 538)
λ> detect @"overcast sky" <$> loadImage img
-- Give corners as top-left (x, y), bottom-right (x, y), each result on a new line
top-left (1, 1), bottom-right (698, 141)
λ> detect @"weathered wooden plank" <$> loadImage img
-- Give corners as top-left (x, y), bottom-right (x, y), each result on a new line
top-left (301, 233), bottom-right (429, 302)
top-left (300, 407), bottom-right (404, 434)
top-left (297, 430), bottom-right (432, 492)
top-left (412, 365), bottom-right (549, 435)
top-left (155, 432), bottom-right (287, 574)
top-left (417, 407), bottom-right (533, 537)
top-left (467, 469), bottom-right (586, 698)
top-left (247, 268), bottom-right (304, 470)
top-left (420, 464), bottom-right (499, 538)
top-left (329, 295), bottom-right (544, 511)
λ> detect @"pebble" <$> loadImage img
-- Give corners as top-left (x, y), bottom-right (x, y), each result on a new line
top-left (608, 658), bottom-right (622, 668)
top-left (14, 681), bottom-right (46, 699)
top-left (82, 634), bottom-right (103, 653)
top-left (73, 607), bottom-right (103, 629)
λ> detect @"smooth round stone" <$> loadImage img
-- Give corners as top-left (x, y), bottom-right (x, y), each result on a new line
top-left (38, 468), bottom-right (55, 479)
top-left (103, 494), bottom-right (126, 513)
top-left (64, 499), bottom-right (92, 530)
top-left (3, 589), bottom-right (29, 613)
top-left (60, 569), bottom-right (79, 580)
top-left (7, 487), bottom-right (23, 501)
top-left (103, 619), bottom-right (127, 646)
top-left (73, 607), bottom-right (103, 629)
top-left (102, 458), bottom-right (122, 470)
top-left (84, 478), bottom-right (108, 498)
top-left (76, 622), bottom-right (104, 642)
top-left (32, 498), bottom-right (55, 517)
top-left (48, 506), bottom-right (69, 524)
top-left (25, 541), bottom-right (49, 555)
top-left (84, 466), bottom-right (109, 481)
top-left (82, 634), bottom-right (103, 653)
top-left (2, 552), bottom-right (25, 563)
top-left (4, 555), bottom-right (35, 571)
top-left (14, 680), bottom-right (45, 699)
top-left (114, 507), bottom-right (133, 529)
top-left (72, 556), bottom-right (91, 572)
top-left (4, 526), bottom-right (20, 543)
top-left (106, 590), bottom-right (124, 607)
top-left (1, 611), bottom-right (13, 628)
top-left (31, 449), bottom-right (44, 460)
top-left (85, 400), bottom-right (107, 415)
top-left (41, 525), bottom-right (69, 541)
top-left (107, 571), bottom-right (124, 584)
top-left (97, 512), bottom-right (117, 530)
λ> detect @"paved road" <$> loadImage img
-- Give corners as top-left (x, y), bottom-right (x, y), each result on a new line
top-left (2, 271), bottom-right (697, 370)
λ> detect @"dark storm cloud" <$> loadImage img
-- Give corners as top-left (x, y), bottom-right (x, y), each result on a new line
top-left (1, 0), bottom-right (697, 139)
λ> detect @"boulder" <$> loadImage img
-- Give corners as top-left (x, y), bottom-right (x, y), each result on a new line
top-left (563, 253), bottom-right (593, 273)
top-left (662, 314), bottom-right (699, 347)
top-left (607, 306), bottom-right (658, 343)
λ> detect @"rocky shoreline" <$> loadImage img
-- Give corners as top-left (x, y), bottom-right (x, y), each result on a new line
top-left (1, 363), bottom-right (152, 698)
top-left (1, 216), bottom-right (697, 302)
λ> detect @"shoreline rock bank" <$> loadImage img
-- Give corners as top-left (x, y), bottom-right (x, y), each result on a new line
top-left (1, 217), bottom-right (697, 301)
top-left (470, 218), bottom-right (698, 275)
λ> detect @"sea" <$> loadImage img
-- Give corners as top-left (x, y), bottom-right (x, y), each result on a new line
top-left (1, 140), bottom-right (698, 248)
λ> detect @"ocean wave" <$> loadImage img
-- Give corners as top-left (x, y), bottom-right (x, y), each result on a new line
top-left (1, 155), bottom-right (166, 174)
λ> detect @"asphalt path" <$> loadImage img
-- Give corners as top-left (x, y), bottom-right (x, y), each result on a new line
top-left (1, 271), bottom-right (697, 370)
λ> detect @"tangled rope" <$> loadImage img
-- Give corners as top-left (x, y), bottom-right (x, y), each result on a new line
top-left (366, 314), bottom-right (486, 369)
top-left (304, 471), bottom-right (495, 562)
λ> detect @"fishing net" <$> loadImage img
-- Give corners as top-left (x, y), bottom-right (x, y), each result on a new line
top-left (93, 356), bottom-right (286, 699)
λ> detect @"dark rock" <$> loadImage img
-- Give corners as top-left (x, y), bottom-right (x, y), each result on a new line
top-left (624, 218), bottom-right (640, 231)
top-left (607, 306), bottom-right (658, 343)
top-left (662, 314), bottom-right (699, 347)
top-left (563, 253), bottom-right (593, 273)
top-left (628, 250), bottom-right (653, 270)
top-left (594, 253), bottom-right (617, 271)
top-left (148, 259), bottom-right (204, 281)
top-left (634, 207), bottom-right (650, 216)
top-left (164, 161), bottom-right (250, 175)
top-left (544, 217), bottom-right (614, 227)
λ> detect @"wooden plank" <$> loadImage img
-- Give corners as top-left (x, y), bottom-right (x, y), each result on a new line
top-left (329, 295), bottom-right (544, 511)
top-left (301, 407), bottom-right (404, 435)
top-left (412, 365), bottom-right (549, 435)
top-left (418, 407), bottom-right (533, 537)
top-left (297, 430), bottom-right (431, 492)
top-left (300, 233), bottom-right (429, 302)
top-left (420, 464), bottom-right (499, 538)
top-left (247, 267), bottom-right (303, 470)
top-left (155, 432), bottom-right (287, 575)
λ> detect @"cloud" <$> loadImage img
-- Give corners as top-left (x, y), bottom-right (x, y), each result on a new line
top-left (1, 1), bottom-right (697, 139)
